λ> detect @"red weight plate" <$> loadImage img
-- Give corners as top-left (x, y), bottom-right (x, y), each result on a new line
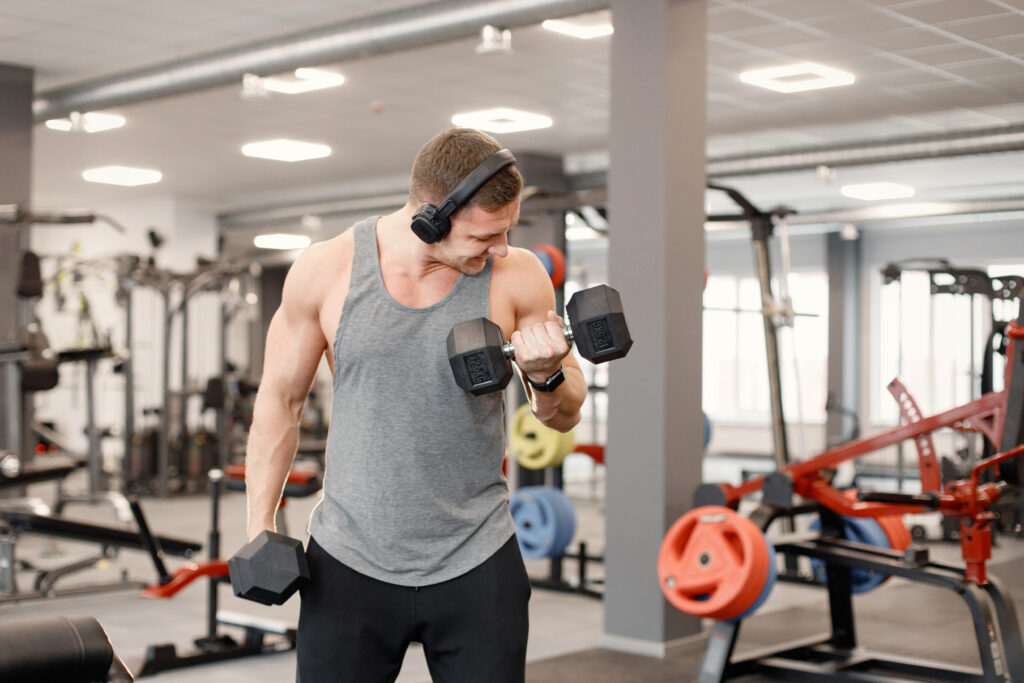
top-left (658, 506), bottom-right (770, 620)
top-left (532, 244), bottom-right (566, 289)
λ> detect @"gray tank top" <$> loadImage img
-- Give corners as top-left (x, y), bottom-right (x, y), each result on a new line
top-left (308, 216), bottom-right (516, 586)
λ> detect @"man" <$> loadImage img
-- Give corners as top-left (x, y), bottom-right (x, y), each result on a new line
top-left (243, 127), bottom-right (586, 682)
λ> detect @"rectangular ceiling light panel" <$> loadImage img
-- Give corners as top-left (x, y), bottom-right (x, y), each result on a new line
top-left (46, 112), bottom-right (126, 133)
top-left (82, 165), bottom-right (162, 186)
top-left (242, 139), bottom-right (332, 162)
top-left (542, 18), bottom-right (613, 39)
top-left (740, 62), bottom-right (855, 93)
top-left (451, 108), bottom-right (553, 134)
top-left (254, 233), bottom-right (312, 250)
top-left (840, 182), bottom-right (916, 200)
top-left (262, 68), bottom-right (345, 94)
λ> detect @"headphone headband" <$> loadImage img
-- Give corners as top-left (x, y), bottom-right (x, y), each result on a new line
top-left (410, 148), bottom-right (517, 244)
top-left (435, 149), bottom-right (516, 220)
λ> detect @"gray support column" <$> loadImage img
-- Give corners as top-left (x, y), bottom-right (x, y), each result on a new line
top-left (0, 64), bottom-right (34, 459)
top-left (0, 64), bottom-right (33, 348)
top-left (826, 232), bottom-right (860, 447)
top-left (604, 0), bottom-right (707, 653)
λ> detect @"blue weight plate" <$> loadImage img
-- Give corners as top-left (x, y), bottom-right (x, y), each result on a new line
top-left (511, 488), bottom-right (556, 559)
top-left (540, 486), bottom-right (576, 556)
top-left (511, 487), bottom-right (574, 559)
top-left (532, 249), bottom-right (555, 278)
top-left (810, 515), bottom-right (890, 594)
top-left (728, 531), bottom-right (777, 622)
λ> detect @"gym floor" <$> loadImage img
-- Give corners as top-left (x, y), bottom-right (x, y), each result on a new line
top-left (3, 468), bottom-right (1023, 682)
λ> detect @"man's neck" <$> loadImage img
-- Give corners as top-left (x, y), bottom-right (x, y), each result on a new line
top-left (377, 204), bottom-right (456, 281)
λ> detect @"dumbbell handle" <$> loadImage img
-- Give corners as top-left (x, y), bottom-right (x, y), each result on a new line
top-left (501, 326), bottom-right (575, 359)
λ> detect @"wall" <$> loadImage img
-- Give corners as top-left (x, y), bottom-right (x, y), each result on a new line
top-left (28, 195), bottom-right (220, 462)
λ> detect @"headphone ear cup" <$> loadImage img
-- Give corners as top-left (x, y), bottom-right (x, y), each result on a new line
top-left (411, 204), bottom-right (449, 244)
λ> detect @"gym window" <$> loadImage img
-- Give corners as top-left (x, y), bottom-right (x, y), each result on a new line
top-left (702, 272), bottom-right (829, 428)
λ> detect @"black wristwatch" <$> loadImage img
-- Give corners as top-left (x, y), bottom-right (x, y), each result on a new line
top-left (527, 366), bottom-right (565, 392)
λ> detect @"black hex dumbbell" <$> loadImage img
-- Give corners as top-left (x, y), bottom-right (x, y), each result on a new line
top-left (447, 284), bottom-right (632, 396)
top-left (228, 530), bottom-right (310, 606)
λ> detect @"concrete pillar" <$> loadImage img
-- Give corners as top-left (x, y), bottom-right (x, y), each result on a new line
top-left (0, 64), bottom-right (33, 349)
top-left (827, 232), bottom-right (861, 447)
top-left (604, 0), bottom-right (707, 654)
top-left (0, 64), bottom-right (34, 458)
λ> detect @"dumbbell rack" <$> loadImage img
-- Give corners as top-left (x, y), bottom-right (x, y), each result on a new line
top-left (528, 539), bottom-right (604, 599)
top-left (517, 444), bottom-right (607, 600)
top-left (696, 501), bottom-right (1024, 683)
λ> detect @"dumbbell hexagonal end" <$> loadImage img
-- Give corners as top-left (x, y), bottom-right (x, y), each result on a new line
top-left (566, 285), bottom-right (632, 363)
top-left (228, 530), bottom-right (309, 606)
top-left (447, 318), bottom-right (513, 396)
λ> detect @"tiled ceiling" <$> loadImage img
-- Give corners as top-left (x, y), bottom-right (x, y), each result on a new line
top-left (2, 0), bottom-right (1023, 217)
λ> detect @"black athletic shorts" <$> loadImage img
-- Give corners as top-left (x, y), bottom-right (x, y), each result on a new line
top-left (296, 535), bottom-right (531, 683)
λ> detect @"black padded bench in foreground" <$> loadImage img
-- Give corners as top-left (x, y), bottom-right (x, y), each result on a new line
top-left (0, 615), bottom-right (134, 682)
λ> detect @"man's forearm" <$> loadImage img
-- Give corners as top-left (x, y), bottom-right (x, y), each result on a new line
top-left (244, 397), bottom-right (302, 539)
top-left (527, 365), bottom-right (586, 433)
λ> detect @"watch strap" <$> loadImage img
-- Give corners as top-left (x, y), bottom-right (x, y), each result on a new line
top-left (527, 366), bottom-right (565, 392)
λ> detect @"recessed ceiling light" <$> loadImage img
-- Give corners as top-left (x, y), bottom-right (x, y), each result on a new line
top-left (254, 233), bottom-right (312, 250)
top-left (262, 68), bottom-right (345, 94)
top-left (740, 62), bottom-right (855, 93)
top-left (46, 112), bottom-right (126, 133)
top-left (840, 182), bottom-right (916, 201)
top-left (451, 108), bottom-right (553, 134)
top-left (542, 18), bottom-right (613, 39)
top-left (241, 139), bottom-right (332, 162)
top-left (82, 165), bottom-right (162, 186)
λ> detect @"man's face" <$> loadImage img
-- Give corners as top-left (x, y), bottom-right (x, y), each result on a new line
top-left (438, 199), bottom-right (520, 275)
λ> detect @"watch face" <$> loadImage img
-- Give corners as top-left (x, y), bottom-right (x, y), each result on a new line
top-left (532, 367), bottom-right (565, 392)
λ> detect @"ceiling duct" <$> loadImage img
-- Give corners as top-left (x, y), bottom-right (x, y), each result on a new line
top-left (33, 0), bottom-right (607, 122)
top-left (707, 124), bottom-right (1024, 177)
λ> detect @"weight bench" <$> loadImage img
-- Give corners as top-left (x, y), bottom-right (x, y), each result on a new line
top-left (0, 463), bottom-right (81, 490)
top-left (0, 502), bottom-right (201, 602)
top-left (0, 460), bottom-right (82, 518)
top-left (0, 615), bottom-right (133, 682)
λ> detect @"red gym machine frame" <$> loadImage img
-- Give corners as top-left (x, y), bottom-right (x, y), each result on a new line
top-left (688, 321), bottom-right (1024, 682)
top-left (692, 184), bottom-right (1024, 681)
top-left (702, 321), bottom-right (1023, 587)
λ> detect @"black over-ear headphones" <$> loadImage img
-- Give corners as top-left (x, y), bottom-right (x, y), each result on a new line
top-left (410, 148), bottom-right (516, 244)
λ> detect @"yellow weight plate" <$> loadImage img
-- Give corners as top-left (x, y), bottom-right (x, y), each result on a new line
top-left (510, 403), bottom-right (575, 470)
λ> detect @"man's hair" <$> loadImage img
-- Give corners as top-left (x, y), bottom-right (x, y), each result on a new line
top-left (409, 128), bottom-right (523, 211)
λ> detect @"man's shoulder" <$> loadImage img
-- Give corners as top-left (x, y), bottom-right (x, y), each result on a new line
top-left (295, 229), bottom-right (355, 271)
top-left (494, 246), bottom-right (545, 276)
top-left (284, 229), bottom-right (356, 301)
top-left (492, 246), bottom-right (551, 288)
top-left (491, 247), bottom-right (556, 322)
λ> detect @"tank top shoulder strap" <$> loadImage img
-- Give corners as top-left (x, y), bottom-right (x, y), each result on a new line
top-left (349, 216), bottom-right (382, 294)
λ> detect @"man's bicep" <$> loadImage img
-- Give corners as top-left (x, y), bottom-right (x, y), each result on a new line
top-left (513, 254), bottom-right (560, 328)
top-left (513, 256), bottom-right (583, 373)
